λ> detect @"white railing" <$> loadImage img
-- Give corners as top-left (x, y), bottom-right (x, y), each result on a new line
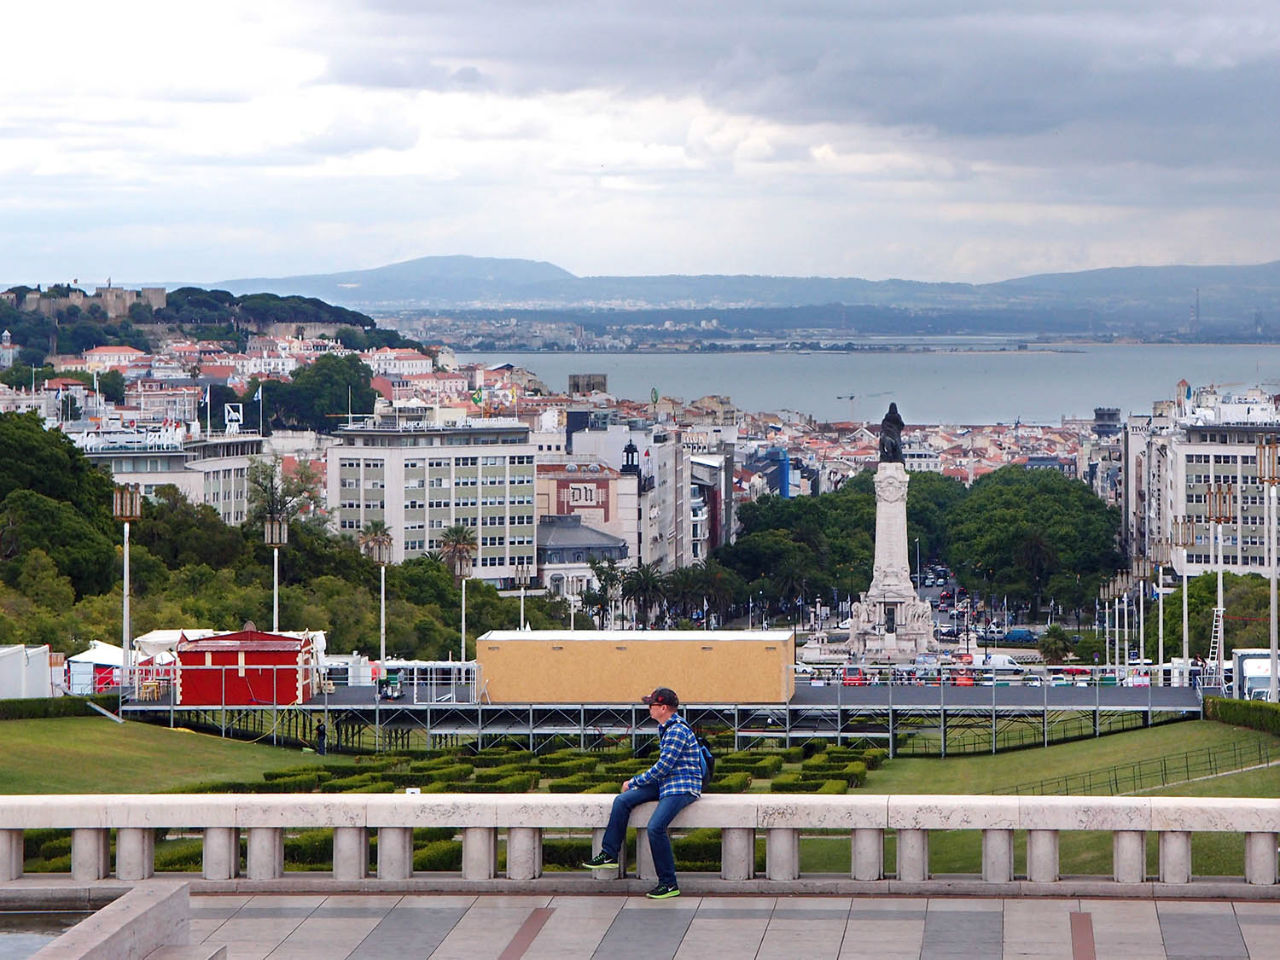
top-left (1, 794), bottom-right (1278, 892)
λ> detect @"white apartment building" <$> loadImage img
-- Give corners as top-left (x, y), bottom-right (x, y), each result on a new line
top-left (571, 424), bottom-right (693, 571)
top-left (75, 426), bottom-right (263, 524)
top-left (326, 408), bottom-right (537, 586)
top-left (1126, 385), bottom-right (1280, 577)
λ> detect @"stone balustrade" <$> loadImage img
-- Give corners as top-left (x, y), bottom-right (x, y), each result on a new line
top-left (1, 794), bottom-right (1277, 894)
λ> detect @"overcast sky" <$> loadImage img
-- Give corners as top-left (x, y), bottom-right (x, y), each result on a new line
top-left (5, 0), bottom-right (1279, 286)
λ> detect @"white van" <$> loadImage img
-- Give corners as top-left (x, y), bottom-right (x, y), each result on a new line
top-left (980, 653), bottom-right (1025, 674)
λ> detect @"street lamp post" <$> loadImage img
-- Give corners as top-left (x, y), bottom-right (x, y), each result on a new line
top-left (113, 484), bottom-right (143, 698)
top-left (1151, 540), bottom-right (1169, 686)
top-left (264, 517), bottom-right (289, 633)
top-left (1171, 516), bottom-right (1195, 686)
top-left (1259, 439), bottom-right (1280, 702)
top-left (515, 563), bottom-right (531, 629)
top-left (1133, 558), bottom-right (1151, 674)
top-left (363, 534), bottom-right (393, 666)
top-left (1209, 481), bottom-right (1235, 686)
top-left (914, 537), bottom-right (920, 592)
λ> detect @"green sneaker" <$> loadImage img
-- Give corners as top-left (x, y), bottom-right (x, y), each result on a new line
top-left (645, 883), bottom-right (681, 899)
top-left (582, 852), bottom-right (618, 869)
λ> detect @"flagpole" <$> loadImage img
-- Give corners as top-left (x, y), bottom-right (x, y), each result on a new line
top-left (205, 387), bottom-right (211, 437)
top-left (258, 385), bottom-right (264, 435)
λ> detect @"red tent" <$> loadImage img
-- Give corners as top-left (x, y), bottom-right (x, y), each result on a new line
top-left (174, 630), bottom-right (315, 706)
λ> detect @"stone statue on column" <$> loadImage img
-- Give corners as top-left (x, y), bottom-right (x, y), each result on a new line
top-left (845, 402), bottom-right (934, 660)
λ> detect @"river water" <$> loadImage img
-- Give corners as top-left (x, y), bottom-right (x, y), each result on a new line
top-left (459, 344), bottom-right (1280, 424)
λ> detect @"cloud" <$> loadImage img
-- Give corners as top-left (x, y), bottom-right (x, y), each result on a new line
top-left (2, 0), bottom-right (1279, 283)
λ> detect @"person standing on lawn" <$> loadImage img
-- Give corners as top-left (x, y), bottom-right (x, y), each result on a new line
top-left (582, 686), bottom-right (702, 899)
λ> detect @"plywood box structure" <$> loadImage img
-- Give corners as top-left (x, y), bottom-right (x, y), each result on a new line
top-left (475, 630), bottom-right (796, 704)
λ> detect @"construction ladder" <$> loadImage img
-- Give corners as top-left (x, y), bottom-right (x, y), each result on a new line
top-left (1203, 607), bottom-right (1226, 690)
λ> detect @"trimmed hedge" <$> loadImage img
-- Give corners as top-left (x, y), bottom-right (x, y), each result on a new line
top-left (0, 694), bottom-right (118, 721)
top-left (319, 773), bottom-right (377, 793)
top-left (470, 750), bottom-right (535, 768)
top-left (414, 840), bottom-right (462, 871)
top-left (262, 766), bottom-right (329, 781)
top-left (1204, 696), bottom-right (1280, 734)
top-left (284, 829), bottom-right (333, 865)
top-left (342, 781), bottom-right (395, 793)
top-left (704, 772), bottom-right (751, 793)
top-left (254, 773), bottom-right (320, 793)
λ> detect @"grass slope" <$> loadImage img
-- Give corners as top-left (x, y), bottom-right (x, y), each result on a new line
top-left (0, 718), bottom-right (352, 794)
top-left (867, 720), bottom-right (1276, 794)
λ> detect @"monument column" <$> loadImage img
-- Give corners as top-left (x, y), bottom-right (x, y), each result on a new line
top-left (848, 403), bottom-right (935, 660)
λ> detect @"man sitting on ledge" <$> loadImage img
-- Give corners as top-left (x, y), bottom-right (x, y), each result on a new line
top-left (582, 686), bottom-right (703, 899)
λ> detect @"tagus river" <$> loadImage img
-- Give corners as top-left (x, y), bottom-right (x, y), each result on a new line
top-left (459, 343), bottom-right (1280, 425)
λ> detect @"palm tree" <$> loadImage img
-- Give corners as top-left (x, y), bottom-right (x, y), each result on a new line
top-left (622, 562), bottom-right (667, 628)
top-left (439, 524), bottom-right (477, 584)
top-left (588, 557), bottom-right (623, 628)
top-left (664, 566), bottom-right (701, 622)
top-left (358, 519), bottom-right (394, 565)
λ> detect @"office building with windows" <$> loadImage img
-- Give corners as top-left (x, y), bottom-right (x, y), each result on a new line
top-left (326, 407), bottom-right (537, 585)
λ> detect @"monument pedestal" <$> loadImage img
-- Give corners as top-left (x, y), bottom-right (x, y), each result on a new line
top-left (848, 462), bottom-right (933, 661)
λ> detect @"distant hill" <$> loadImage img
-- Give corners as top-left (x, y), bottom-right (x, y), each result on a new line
top-left (204, 254), bottom-right (1280, 325)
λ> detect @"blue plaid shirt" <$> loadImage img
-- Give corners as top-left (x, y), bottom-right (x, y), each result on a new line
top-left (630, 712), bottom-right (703, 797)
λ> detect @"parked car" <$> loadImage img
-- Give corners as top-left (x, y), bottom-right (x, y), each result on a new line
top-left (1004, 627), bottom-right (1037, 644)
top-left (842, 666), bottom-right (870, 686)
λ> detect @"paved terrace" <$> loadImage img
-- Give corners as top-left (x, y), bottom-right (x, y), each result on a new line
top-left (185, 892), bottom-right (1280, 960)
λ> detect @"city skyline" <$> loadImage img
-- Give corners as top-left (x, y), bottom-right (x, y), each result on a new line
top-left (6, 1), bottom-right (1280, 287)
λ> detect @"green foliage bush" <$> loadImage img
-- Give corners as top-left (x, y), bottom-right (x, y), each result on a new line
top-left (472, 763), bottom-right (533, 783)
top-left (0, 694), bottom-right (118, 720)
top-left (1204, 697), bottom-right (1280, 734)
top-left (861, 748), bottom-right (888, 770)
top-left (705, 772), bottom-right (751, 793)
top-left (781, 746), bottom-right (804, 762)
top-left (770, 772), bottom-right (802, 792)
top-left (39, 836), bottom-right (72, 860)
top-left (546, 775), bottom-right (598, 793)
top-left (262, 766), bottom-right (328, 781)
top-left (751, 755), bottom-right (784, 777)
top-left (319, 773), bottom-right (375, 792)
top-left (26, 854), bottom-right (71, 874)
top-left (23, 829), bottom-right (67, 858)
top-left (284, 829), bottom-right (332, 865)
top-left (581, 782), bottom-right (616, 794)
top-left (542, 837), bottom-right (594, 867)
top-left (342, 781), bottom-right (395, 793)
top-left (154, 838), bottom-right (203, 872)
top-left (425, 764), bottom-right (474, 783)
top-left (470, 750), bottom-right (534, 768)
top-left (413, 827), bottom-right (455, 844)
top-left (413, 840), bottom-right (461, 871)
top-left (254, 773), bottom-right (319, 793)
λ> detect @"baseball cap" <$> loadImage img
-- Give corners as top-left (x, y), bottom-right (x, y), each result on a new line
top-left (642, 687), bottom-right (679, 707)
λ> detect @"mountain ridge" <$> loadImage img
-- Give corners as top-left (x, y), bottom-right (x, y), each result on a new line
top-left (169, 254), bottom-right (1280, 321)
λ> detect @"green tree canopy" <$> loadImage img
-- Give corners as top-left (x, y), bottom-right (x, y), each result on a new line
top-left (945, 466), bottom-right (1122, 614)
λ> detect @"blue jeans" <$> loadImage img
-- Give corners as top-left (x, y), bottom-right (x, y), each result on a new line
top-left (599, 783), bottom-right (698, 887)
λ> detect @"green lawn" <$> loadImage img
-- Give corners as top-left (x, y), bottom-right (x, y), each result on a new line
top-left (867, 720), bottom-right (1277, 794)
top-left (0, 717), bottom-right (353, 794)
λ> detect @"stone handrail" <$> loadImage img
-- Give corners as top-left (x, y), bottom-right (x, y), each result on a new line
top-left (1, 794), bottom-right (1276, 892)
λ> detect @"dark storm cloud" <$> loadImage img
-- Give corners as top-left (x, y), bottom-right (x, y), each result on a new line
top-left (319, 0), bottom-right (1280, 174)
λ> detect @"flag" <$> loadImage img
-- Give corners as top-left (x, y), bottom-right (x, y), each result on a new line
top-left (253, 386), bottom-right (263, 403)
top-left (203, 385), bottom-right (211, 405)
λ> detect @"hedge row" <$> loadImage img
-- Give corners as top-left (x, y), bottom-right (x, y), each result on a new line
top-left (1204, 697), bottom-right (1280, 735)
top-left (0, 694), bottom-right (120, 721)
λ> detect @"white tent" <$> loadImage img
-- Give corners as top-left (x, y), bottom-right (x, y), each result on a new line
top-left (66, 640), bottom-right (122, 695)
top-left (0, 645), bottom-right (54, 699)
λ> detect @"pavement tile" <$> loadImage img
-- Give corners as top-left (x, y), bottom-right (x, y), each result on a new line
top-left (674, 916), bottom-right (769, 960)
top-left (522, 904), bottom-right (620, 960)
top-left (347, 906), bottom-right (468, 960)
top-left (428, 901), bottom-right (546, 960)
top-left (591, 900), bottom-right (698, 960)
top-left (757, 919), bottom-right (846, 960)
